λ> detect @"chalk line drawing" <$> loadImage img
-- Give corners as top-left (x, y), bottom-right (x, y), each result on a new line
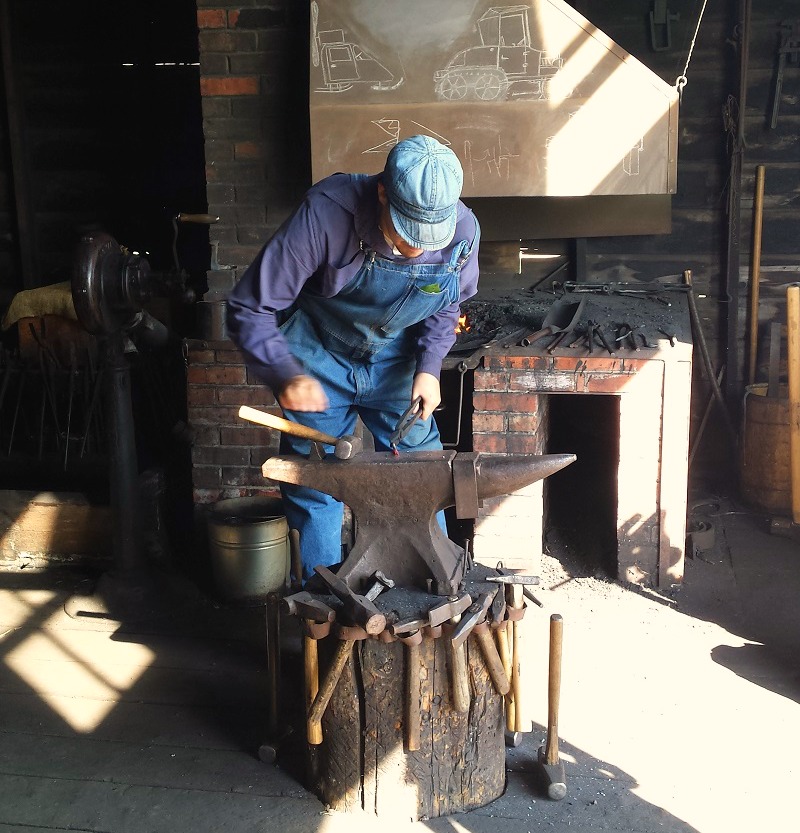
top-left (434, 5), bottom-right (570, 102)
top-left (362, 120), bottom-right (452, 154)
top-left (464, 137), bottom-right (519, 185)
top-left (623, 138), bottom-right (645, 175)
top-left (311, 1), bottom-right (404, 93)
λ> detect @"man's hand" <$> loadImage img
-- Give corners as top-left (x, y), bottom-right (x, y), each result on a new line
top-left (411, 372), bottom-right (441, 420)
top-left (278, 375), bottom-right (329, 412)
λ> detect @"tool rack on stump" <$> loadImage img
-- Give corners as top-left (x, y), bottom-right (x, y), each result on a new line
top-left (253, 445), bottom-right (575, 820)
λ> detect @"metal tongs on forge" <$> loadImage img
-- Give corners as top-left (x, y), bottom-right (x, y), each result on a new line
top-left (390, 395), bottom-right (422, 456)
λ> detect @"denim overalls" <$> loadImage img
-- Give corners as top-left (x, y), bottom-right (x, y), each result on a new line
top-left (279, 234), bottom-right (474, 577)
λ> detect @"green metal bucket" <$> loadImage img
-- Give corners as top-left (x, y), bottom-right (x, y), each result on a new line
top-left (207, 496), bottom-right (289, 603)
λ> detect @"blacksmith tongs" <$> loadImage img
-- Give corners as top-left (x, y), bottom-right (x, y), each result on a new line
top-left (390, 395), bottom-right (422, 456)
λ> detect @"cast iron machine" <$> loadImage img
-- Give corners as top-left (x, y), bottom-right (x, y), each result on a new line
top-left (69, 224), bottom-right (206, 601)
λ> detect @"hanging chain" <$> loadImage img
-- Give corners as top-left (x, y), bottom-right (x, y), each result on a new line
top-left (675, 0), bottom-right (710, 99)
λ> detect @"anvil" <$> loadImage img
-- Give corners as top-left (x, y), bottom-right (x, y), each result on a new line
top-left (262, 450), bottom-right (576, 596)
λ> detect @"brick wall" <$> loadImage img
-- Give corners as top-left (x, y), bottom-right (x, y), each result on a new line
top-left (196, 0), bottom-right (310, 303)
top-left (187, 338), bottom-right (281, 505)
top-left (192, 2), bottom-right (311, 505)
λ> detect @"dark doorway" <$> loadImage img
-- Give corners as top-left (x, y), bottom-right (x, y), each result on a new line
top-left (545, 393), bottom-right (619, 576)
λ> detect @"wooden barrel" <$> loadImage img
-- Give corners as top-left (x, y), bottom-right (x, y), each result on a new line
top-left (309, 633), bottom-right (506, 820)
top-left (740, 384), bottom-right (791, 514)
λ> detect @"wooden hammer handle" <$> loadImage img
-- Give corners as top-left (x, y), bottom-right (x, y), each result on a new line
top-left (238, 405), bottom-right (338, 445)
top-left (544, 613), bottom-right (563, 766)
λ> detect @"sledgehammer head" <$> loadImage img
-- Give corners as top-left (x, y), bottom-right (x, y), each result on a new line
top-left (536, 745), bottom-right (567, 800)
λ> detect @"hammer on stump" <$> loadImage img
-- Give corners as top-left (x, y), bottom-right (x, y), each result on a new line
top-left (536, 613), bottom-right (567, 800)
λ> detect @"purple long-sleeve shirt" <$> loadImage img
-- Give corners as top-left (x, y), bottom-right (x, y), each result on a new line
top-left (226, 173), bottom-right (480, 392)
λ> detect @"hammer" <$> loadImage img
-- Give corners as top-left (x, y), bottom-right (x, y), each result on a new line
top-left (238, 405), bottom-right (362, 460)
top-left (536, 613), bottom-right (567, 800)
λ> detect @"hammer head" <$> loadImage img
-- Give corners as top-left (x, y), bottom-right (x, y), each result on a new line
top-left (333, 434), bottom-right (363, 460)
top-left (536, 746), bottom-right (567, 800)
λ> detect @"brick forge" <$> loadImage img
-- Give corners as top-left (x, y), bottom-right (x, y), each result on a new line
top-left (468, 341), bottom-right (692, 588)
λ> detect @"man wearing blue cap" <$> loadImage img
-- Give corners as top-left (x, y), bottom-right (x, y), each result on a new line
top-left (227, 135), bottom-right (481, 578)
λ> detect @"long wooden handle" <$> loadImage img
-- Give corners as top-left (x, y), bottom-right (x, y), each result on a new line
top-left (787, 286), bottom-right (800, 523)
top-left (476, 629), bottom-right (510, 696)
top-left (447, 615), bottom-right (471, 714)
top-left (238, 405), bottom-right (338, 445)
top-left (406, 640), bottom-right (421, 751)
top-left (496, 626), bottom-right (515, 731)
top-left (544, 614), bottom-right (563, 766)
top-left (307, 639), bottom-right (354, 744)
top-left (304, 631), bottom-right (322, 745)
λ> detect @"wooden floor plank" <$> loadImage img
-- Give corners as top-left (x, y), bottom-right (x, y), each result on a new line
top-left (0, 774), bottom-right (326, 833)
top-left (0, 692), bottom-right (270, 752)
top-left (0, 731), bottom-right (310, 798)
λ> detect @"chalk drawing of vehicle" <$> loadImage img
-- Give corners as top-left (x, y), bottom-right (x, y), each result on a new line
top-left (434, 5), bottom-right (566, 102)
top-left (311, 2), bottom-right (402, 92)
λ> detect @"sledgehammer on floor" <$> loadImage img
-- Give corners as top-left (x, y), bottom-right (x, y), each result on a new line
top-left (536, 613), bottom-right (567, 800)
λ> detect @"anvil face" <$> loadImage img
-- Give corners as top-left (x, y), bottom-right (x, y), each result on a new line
top-left (263, 450), bottom-right (576, 595)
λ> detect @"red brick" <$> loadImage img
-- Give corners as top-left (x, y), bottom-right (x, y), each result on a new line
top-left (222, 466), bottom-right (263, 487)
top-left (187, 386), bottom-right (216, 407)
top-left (188, 405), bottom-right (242, 425)
top-left (508, 413), bottom-right (542, 433)
top-left (484, 355), bottom-right (548, 370)
top-left (507, 434), bottom-right (541, 454)
top-left (214, 349), bottom-right (246, 364)
top-left (473, 433), bottom-right (508, 453)
top-left (249, 445), bottom-right (278, 465)
top-left (197, 9), bottom-right (226, 29)
top-left (217, 386), bottom-right (276, 407)
top-left (187, 365), bottom-right (247, 385)
top-left (472, 371), bottom-right (509, 392)
top-left (193, 488), bottom-right (224, 505)
top-left (187, 348), bottom-right (215, 363)
top-left (235, 141), bottom-right (265, 160)
top-left (228, 9), bottom-right (240, 27)
top-left (473, 391), bottom-right (541, 413)
top-left (472, 412), bottom-right (505, 432)
top-left (200, 76), bottom-right (259, 97)
top-left (220, 425), bottom-right (277, 446)
top-left (194, 446), bottom-right (250, 466)
top-left (191, 426), bottom-right (221, 447)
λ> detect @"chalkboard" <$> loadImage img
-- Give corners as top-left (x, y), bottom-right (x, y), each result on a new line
top-left (309, 0), bottom-right (678, 198)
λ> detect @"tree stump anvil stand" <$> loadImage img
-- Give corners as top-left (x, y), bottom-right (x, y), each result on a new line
top-left (259, 448), bottom-right (575, 819)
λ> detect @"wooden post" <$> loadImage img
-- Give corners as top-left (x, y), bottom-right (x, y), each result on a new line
top-left (786, 285), bottom-right (800, 523)
top-left (748, 165), bottom-right (766, 385)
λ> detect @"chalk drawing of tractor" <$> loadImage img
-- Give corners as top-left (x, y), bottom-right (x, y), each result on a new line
top-left (311, 1), bottom-right (402, 92)
top-left (434, 5), bottom-right (565, 101)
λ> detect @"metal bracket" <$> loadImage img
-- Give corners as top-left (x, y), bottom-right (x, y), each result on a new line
top-left (650, 1), bottom-right (679, 52)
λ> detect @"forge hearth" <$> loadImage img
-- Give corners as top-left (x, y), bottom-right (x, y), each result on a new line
top-left (443, 287), bottom-right (693, 588)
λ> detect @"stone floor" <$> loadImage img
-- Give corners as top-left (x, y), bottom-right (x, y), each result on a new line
top-left (1, 490), bottom-right (798, 833)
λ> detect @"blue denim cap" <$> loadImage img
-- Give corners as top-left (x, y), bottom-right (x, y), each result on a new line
top-left (384, 135), bottom-right (463, 251)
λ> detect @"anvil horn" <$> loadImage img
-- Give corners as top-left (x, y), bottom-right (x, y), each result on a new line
top-left (475, 453), bottom-right (577, 500)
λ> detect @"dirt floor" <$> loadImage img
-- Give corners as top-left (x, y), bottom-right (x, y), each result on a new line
top-left (1, 488), bottom-right (798, 833)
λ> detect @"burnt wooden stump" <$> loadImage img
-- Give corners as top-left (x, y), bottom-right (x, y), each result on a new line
top-left (308, 632), bottom-right (506, 820)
